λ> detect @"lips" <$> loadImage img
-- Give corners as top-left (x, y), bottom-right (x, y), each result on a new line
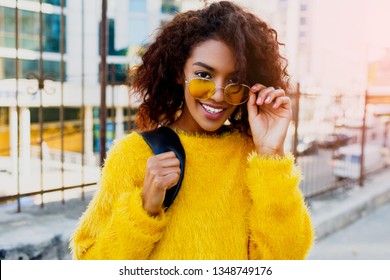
top-left (200, 103), bottom-right (225, 114)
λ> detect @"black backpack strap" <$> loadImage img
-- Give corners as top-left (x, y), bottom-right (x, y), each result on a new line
top-left (140, 126), bottom-right (185, 209)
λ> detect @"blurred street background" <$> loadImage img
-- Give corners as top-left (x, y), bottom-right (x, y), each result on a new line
top-left (1, 0), bottom-right (390, 260)
top-left (309, 201), bottom-right (390, 260)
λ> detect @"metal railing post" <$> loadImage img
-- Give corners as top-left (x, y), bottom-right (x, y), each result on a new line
top-left (99, 0), bottom-right (108, 166)
top-left (292, 82), bottom-right (300, 160)
top-left (359, 89), bottom-right (368, 186)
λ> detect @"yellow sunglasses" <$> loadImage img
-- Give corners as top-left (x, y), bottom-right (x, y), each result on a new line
top-left (185, 78), bottom-right (251, 105)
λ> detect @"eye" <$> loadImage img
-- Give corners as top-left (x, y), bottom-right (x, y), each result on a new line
top-left (195, 71), bottom-right (212, 79)
top-left (228, 77), bottom-right (240, 84)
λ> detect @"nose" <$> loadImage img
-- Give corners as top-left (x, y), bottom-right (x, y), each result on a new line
top-left (211, 84), bottom-right (225, 103)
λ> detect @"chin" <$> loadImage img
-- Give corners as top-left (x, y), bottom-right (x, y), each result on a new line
top-left (198, 121), bottom-right (227, 134)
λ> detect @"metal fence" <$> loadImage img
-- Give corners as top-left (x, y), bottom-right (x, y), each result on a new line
top-left (290, 86), bottom-right (390, 198)
top-left (1, 1), bottom-right (390, 212)
top-left (0, 0), bottom-right (135, 211)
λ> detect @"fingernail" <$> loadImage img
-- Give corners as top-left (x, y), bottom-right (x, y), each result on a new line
top-left (265, 96), bottom-right (271, 103)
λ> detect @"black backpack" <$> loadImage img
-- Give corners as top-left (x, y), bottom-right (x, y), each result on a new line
top-left (140, 126), bottom-right (186, 209)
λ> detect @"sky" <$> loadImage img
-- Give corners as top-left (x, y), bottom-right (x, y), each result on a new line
top-left (365, 0), bottom-right (390, 59)
top-left (297, 0), bottom-right (390, 90)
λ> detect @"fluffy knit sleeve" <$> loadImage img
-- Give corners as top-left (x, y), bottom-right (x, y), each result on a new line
top-left (245, 152), bottom-right (314, 260)
top-left (69, 133), bottom-right (168, 260)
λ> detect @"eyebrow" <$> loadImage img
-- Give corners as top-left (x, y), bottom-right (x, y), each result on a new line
top-left (193, 62), bottom-right (215, 72)
top-left (192, 61), bottom-right (240, 77)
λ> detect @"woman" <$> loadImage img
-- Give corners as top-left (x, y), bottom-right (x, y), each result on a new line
top-left (70, 1), bottom-right (314, 260)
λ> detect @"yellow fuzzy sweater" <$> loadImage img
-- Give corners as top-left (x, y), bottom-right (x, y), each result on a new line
top-left (70, 130), bottom-right (314, 260)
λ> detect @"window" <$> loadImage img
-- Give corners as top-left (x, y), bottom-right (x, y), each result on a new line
top-left (23, 0), bottom-right (67, 6)
top-left (0, 58), bottom-right (66, 81)
top-left (29, 107), bottom-right (78, 124)
top-left (19, 10), bottom-right (39, 51)
top-left (279, 0), bottom-right (287, 9)
top-left (128, 18), bottom-right (148, 45)
top-left (351, 155), bottom-right (361, 164)
top-left (108, 64), bottom-right (128, 83)
top-left (43, 13), bottom-right (66, 53)
top-left (44, 0), bottom-right (67, 5)
top-left (161, 0), bottom-right (179, 14)
top-left (129, 0), bottom-right (146, 13)
top-left (107, 19), bottom-right (127, 56)
top-left (0, 9), bottom-right (66, 53)
top-left (0, 58), bottom-right (15, 79)
top-left (0, 107), bottom-right (8, 126)
top-left (22, 59), bottom-right (39, 78)
top-left (0, 7), bottom-right (16, 48)
top-left (98, 63), bottom-right (128, 84)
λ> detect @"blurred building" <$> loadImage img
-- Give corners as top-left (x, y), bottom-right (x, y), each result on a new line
top-left (368, 49), bottom-right (390, 87)
top-left (0, 0), bottom-right (179, 174)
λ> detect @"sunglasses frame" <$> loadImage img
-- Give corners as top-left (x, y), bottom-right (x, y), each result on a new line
top-left (185, 77), bottom-right (251, 105)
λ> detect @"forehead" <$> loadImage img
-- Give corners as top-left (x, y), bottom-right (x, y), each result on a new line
top-left (186, 39), bottom-right (237, 74)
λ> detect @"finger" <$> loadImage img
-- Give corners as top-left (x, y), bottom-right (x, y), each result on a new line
top-left (249, 84), bottom-right (267, 104)
top-left (247, 91), bottom-right (259, 120)
top-left (164, 173), bottom-right (181, 190)
top-left (149, 171), bottom-right (179, 190)
top-left (272, 96), bottom-right (291, 109)
top-left (150, 172), bottom-right (180, 191)
top-left (262, 88), bottom-right (285, 105)
top-left (256, 87), bottom-right (275, 105)
top-left (155, 151), bottom-right (177, 159)
top-left (158, 157), bottom-right (180, 168)
top-left (158, 166), bottom-right (181, 177)
top-left (146, 153), bottom-right (179, 170)
top-left (250, 83), bottom-right (267, 93)
top-left (146, 163), bottom-right (180, 179)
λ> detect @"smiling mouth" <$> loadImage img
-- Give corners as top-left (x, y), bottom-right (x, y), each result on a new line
top-left (201, 103), bottom-right (224, 114)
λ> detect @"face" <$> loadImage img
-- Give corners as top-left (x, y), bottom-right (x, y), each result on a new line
top-left (176, 39), bottom-right (239, 134)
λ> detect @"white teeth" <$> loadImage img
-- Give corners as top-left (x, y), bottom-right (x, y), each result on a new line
top-left (201, 104), bottom-right (224, 114)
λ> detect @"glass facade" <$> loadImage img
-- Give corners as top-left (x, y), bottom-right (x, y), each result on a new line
top-left (98, 62), bottom-right (127, 84)
top-left (108, 19), bottom-right (127, 56)
top-left (0, 107), bottom-right (7, 125)
top-left (20, 10), bottom-right (38, 50)
top-left (42, 13), bottom-right (64, 53)
top-left (99, 19), bottom-right (130, 83)
top-left (24, 0), bottom-right (67, 6)
top-left (0, 7), bottom-right (16, 48)
top-left (161, 0), bottom-right (179, 14)
top-left (0, 4), bottom-right (66, 80)
top-left (0, 8), bottom-right (66, 53)
top-left (107, 63), bottom-right (128, 84)
top-left (0, 58), bottom-right (66, 81)
top-left (0, 58), bottom-right (16, 79)
top-left (29, 107), bottom-right (79, 123)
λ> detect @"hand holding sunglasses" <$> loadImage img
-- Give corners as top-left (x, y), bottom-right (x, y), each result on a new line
top-left (246, 84), bottom-right (292, 157)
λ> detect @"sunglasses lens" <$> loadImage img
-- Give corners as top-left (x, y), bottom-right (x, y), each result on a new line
top-left (225, 84), bottom-right (250, 105)
top-left (188, 79), bottom-right (214, 99)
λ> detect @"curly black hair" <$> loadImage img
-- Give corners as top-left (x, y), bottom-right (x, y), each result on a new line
top-left (130, 1), bottom-right (289, 132)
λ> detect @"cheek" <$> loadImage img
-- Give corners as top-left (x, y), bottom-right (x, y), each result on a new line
top-left (184, 90), bottom-right (198, 107)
